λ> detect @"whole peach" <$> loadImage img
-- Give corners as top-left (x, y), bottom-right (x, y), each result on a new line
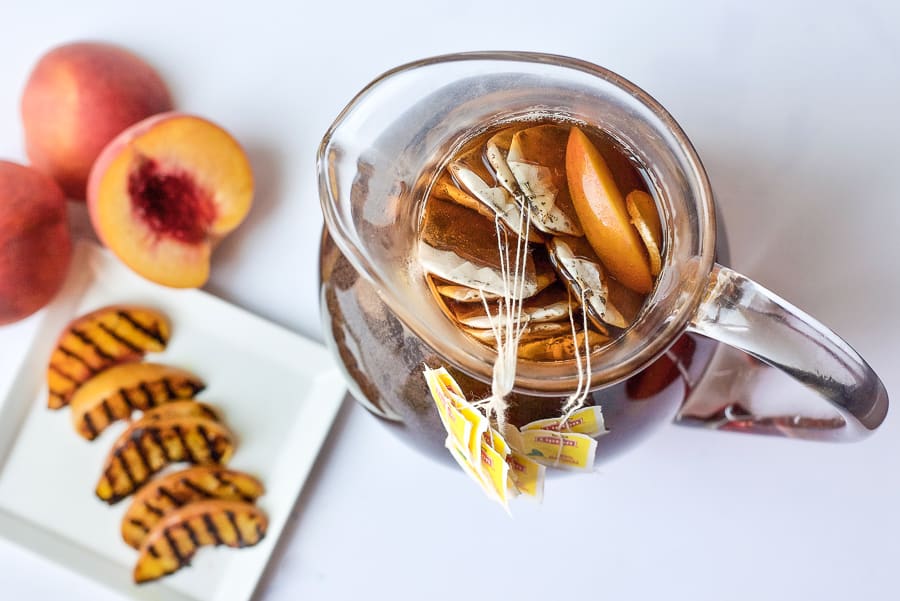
top-left (21, 42), bottom-right (173, 200)
top-left (0, 161), bottom-right (71, 325)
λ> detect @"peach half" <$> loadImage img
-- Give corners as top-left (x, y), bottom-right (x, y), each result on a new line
top-left (87, 113), bottom-right (253, 288)
top-left (21, 41), bottom-right (173, 199)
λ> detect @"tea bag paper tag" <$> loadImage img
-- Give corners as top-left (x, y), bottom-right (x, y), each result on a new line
top-left (506, 452), bottom-right (545, 500)
top-left (518, 429), bottom-right (597, 471)
top-left (521, 406), bottom-right (607, 438)
top-left (425, 368), bottom-right (474, 460)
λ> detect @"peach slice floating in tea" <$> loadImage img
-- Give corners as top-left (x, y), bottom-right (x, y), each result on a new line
top-left (566, 126), bottom-right (653, 294)
top-left (626, 189), bottom-right (663, 276)
top-left (506, 125), bottom-right (584, 237)
top-left (418, 196), bottom-right (537, 298)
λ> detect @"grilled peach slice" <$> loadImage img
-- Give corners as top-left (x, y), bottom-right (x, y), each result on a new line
top-left (566, 127), bottom-right (653, 294)
top-left (137, 400), bottom-right (220, 423)
top-left (47, 306), bottom-right (170, 409)
top-left (133, 500), bottom-right (267, 583)
top-left (70, 363), bottom-right (204, 440)
top-left (122, 466), bottom-right (264, 549)
top-left (96, 409), bottom-right (233, 504)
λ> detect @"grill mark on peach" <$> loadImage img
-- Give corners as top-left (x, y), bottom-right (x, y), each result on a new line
top-left (138, 382), bottom-right (154, 407)
top-left (170, 425), bottom-right (194, 463)
top-left (163, 528), bottom-right (186, 566)
top-left (196, 425), bottom-right (220, 462)
top-left (48, 363), bottom-right (79, 384)
top-left (183, 521), bottom-right (202, 549)
top-left (69, 328), bottom-right (116, 361)
top-left (225, 510), bottom-right (244, 547)
top-left (181, 478), bottom-right (214, 499)
top-left (116, 310), bottom-right (167, 346)
top-left (203, 513), bottom-right (223, 545)
top-left (161, 378), bottom-right (177, 399)
top-left (158, 486), bottom-right (182, 507)
top-left (97, 322), bottom-right (143, 353)
top-left (57, 346), bottom-right (97, 372)
top-left (82, 412), bottom-right (99, 439)
top-left (144, 499), bottom-right (165, 516)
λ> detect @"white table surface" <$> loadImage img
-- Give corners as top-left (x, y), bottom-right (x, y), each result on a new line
top-left (1, 1), bottom-right (899, 599)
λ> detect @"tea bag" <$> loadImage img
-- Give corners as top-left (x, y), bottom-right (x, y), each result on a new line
top-left (419, 197), bottom-right (537, 298)
top-left (625, 190), bottom-right (663, 276)
top-left (431, 173), bottom-right (496, 221)
top-left (548, 236), bottom-right (633, 329)
top-left (464, 321), bottom-right (571, 345)
top-left (448, 161), bottom-right (541, 243)
top-left (505, 125), bottom-right (583, 237)
top-left (445, 284), bottom-right (573, 329)
top-left (430, 247), bottom-right (557, 303)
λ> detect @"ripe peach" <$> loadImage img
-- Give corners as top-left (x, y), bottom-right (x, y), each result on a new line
top-left (87, 112), bottom-right (253, 288)
top-left (0, 161), bottom-right (71, 325)
top-left (21, 42), bottom-right (173, 199)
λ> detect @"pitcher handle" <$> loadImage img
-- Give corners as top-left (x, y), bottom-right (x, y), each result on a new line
top-left (682, 264), bottom-right (888, 441)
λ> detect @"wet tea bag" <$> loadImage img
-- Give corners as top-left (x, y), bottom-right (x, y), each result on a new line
top-left (444, 284), bottom-right (573, 329)
top-left (419, 197), bottom-right (537, 298)
top-left (448, 162), bottom-right (541, 243)
top-left (430, 173), bottom-right (496, 221)
top-left (464, 321), bottom-right (571, 345)
top-left (428, 246), bottom-right (557, 304)
top-left (504, 125), bottom-right (583, 237)
top-left (547, 236), bottom-right (634, 329)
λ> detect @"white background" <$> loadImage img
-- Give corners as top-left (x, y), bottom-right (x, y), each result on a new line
top-left (1, 1), bottom-right (899, 599)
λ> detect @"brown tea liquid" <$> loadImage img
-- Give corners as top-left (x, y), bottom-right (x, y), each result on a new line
top-left (418, 117), bottom-right (662, 362)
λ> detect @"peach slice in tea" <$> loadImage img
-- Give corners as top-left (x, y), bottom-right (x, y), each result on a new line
top-left (506, 125), bottom-right (584, 237)
top-left (444, 284), bottom-right (574, 329)
top-left (626, 190), bottom-right (663, 276)
top-left (547, 236), bottom-right (626, 329)
top-left (419, 196), bottom-right (537, 298)
top-left (448, 161), bottom-right (540, 242)
top-left (566, 127), bottom-right (653, 294)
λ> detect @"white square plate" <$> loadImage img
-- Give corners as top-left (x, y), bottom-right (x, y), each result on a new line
top-left (0, 241), bottom-right (345, 601)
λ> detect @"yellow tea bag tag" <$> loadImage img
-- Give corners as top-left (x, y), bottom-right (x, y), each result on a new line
top-left (459, 404), bottom-right (489, 462)
top-left (519, 429), bottom-right (597, 471)
top-left (507, 452), bottom-right (545, 500)
top-left (425, 367), bottom-right (474, 458)
top-left (426, 367), bottom-right (516, 509)
top-left (521, 406), bottom-right (606, 438)
top-left (480, 434), bottom-right (511, 509)
top-left (446, 438), bottom-right (500, 502)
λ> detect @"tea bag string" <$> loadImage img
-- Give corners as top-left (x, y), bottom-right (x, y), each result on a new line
top-left (473, 205), bottom-right (532, 435)
top-left (549, 287), bottom-right (593, 467)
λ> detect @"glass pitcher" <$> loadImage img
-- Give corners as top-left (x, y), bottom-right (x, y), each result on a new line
top-left (317, 52), bottom-right (888, 464)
